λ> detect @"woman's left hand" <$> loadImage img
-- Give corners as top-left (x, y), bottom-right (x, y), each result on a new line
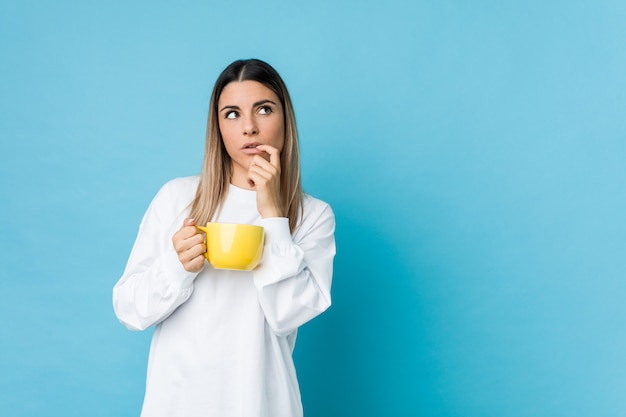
top-left (248, 144), bottom-right (283, 218)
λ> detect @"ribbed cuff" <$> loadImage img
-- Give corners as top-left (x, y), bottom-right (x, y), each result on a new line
top-left (259, 217), bottom-right (292, 245)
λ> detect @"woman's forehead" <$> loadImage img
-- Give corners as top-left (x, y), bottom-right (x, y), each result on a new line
top-left (218, 80), bottom-right (280, 106)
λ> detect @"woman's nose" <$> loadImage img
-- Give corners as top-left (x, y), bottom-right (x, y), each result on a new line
top-left (243, 116), bottom-right (258, 135)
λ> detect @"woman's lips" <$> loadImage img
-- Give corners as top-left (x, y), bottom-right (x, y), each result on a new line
top-left (242, 142), bottom-right (263, 154)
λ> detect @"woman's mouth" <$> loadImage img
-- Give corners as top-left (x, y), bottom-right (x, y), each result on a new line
top-left (242, 142), bottom-right (263, 154)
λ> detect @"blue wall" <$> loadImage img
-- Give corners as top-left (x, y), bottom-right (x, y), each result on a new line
top-left (1, 1), bottom-right (625, 416)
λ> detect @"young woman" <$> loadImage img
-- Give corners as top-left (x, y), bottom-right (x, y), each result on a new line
top-left (113, 59), bottom-right (336, 417)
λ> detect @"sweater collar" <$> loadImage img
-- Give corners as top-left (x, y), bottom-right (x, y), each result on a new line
top-left (228, 183), bottom-right (257, 204)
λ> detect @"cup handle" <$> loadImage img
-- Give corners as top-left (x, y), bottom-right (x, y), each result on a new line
top-left (196, 226), bottom-right (209, 259)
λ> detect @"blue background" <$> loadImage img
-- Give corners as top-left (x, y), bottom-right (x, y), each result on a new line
top-left (1, 1), bottom-right (625, 416)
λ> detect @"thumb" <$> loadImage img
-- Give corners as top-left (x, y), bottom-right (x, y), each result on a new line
top-left (184, 218), bottom-right (196, 226)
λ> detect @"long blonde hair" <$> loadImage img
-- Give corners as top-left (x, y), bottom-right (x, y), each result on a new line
top-left (189, 59), bottom-right (303, 232)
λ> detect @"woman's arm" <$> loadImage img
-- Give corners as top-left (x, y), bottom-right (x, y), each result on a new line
top-left (252, 201), bottom-right (336, 336)
top-left (112, 181), bottom-right (200, 331)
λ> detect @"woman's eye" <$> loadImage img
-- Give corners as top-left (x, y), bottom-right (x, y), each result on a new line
top-left (258, 106), bottom-right (272, 115)
top-left (225, 111), bottom-right (238, 119)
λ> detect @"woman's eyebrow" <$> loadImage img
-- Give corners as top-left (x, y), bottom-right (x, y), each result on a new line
top-left (219, 100), bottom-right (276, 113)
top-left (219, 104), bottom-right (240, 112)
top-left (253, 99), bottom-right (277, 107)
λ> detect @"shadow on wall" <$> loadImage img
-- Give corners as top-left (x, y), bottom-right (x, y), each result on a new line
top-left (295, 210), bottom-right (428, 417)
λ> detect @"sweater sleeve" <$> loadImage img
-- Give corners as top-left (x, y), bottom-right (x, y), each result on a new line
top-left (252, 202), bottom-right (336, 336)
top-left (112, 183), bottom-right (199, 331)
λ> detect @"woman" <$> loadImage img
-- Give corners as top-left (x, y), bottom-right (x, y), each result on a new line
top-left (113, 59), bottom-right (336, 417)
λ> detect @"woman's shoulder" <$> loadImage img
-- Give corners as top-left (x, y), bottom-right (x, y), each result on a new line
top-left (148, 175), bottom-right (199, 210)
top-left (156, 175), bottom-right (200, 197)
top-left (291, 193), bottom-right (335, 240)
top-left (301, 192), bottom-right (335, 225)
top-left (137, 176), bottom-right (199, 228)
top-left (302, 192), bottom-right (332, 212)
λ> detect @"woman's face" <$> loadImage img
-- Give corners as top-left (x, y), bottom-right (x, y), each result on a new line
top-left (217, 80), bottom-right (285, 188)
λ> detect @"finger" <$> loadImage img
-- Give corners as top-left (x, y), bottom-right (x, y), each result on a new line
top-left (255, 145), bottom-right (280, 168)
top-left (249, 154), bottom-right (272, 170)
top-left (248, 157), bottom-right (277, 188)
top-left (179, 245), bottom-right (206, 269)
top-left (176, 225), bottom-right (200, 242)
top-left (175, 219), bottom-right (199, 241)
top-left (248, 169), bottom-right (278, 191)
top-left (187, 233), bottom-right (205, 247)
top-left (248, 163), bottom-right (274, 180)
top-left (183, 252), bottom-right (206, 272)
top-left (173, 230), bottom-right (204, 252)
top-left (181, 242), bottom-right (206, 263)
top-left (250, 156), bottom-right (279, 177)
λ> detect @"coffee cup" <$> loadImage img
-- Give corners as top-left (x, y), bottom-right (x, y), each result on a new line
top-left (196, 222), bottom-right (265, 271)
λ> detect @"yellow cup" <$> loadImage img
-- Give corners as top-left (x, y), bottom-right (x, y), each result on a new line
top-left (196, 223), bottom-right (265, 271)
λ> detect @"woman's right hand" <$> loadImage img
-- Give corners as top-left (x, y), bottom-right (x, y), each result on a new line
top-left (172, 218), bottom-right (206, 272)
